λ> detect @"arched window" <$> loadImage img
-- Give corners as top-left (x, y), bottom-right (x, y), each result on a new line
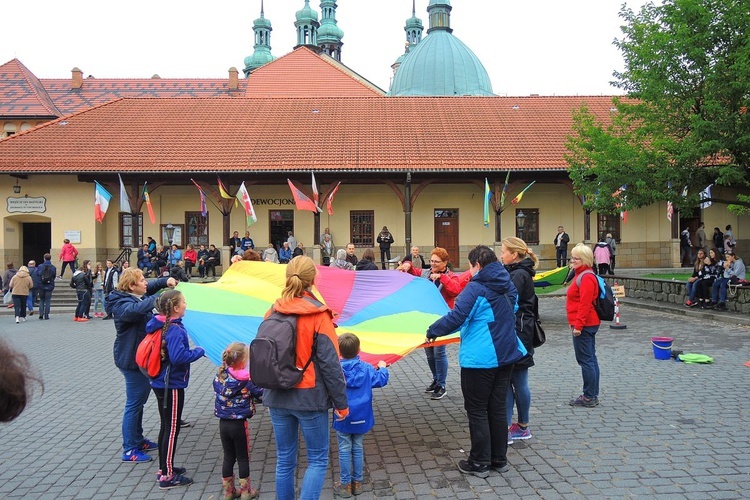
top-left (3, 122), bottom-right (17, 138)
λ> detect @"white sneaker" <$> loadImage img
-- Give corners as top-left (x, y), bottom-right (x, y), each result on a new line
top-left (20, 317), bottom-right (26, 322)
top-left (15, 317), bottom-right (20, 323)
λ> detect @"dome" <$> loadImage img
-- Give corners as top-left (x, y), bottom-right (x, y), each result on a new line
top-left (253, 15), bottom-right (271, 29)
top-left (296, 1), bottom-right (318, 23)
top-left (244, 49), bottom-right (274, 70)
top-left (429, 0), bottom-right (450, 5)
top-left (318, 23), bottom-right (344, 40)
top-left (389, 30), bottom-right (493, 96)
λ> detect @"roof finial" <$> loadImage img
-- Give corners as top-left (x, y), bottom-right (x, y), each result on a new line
top-left (260, 0), bottom-right (264, 17)
top-left (412, 0), bottom-right (416, 16)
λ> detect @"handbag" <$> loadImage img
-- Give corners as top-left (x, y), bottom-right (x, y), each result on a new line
top-left (532, 319), bottom-right (546, 348)
top-left (3, 289), bottom-right (12, 305)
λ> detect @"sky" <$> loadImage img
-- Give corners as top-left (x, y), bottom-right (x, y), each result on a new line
top-left (1, 0), bottom-right (650, 96)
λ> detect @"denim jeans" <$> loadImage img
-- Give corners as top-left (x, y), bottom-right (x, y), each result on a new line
top-left (572, 326), bottom-right (600, 399)
top-left (424, 345), bottom-right (448, 387)
top-left (336, 431), bottom-right (364, 484)
top-left (38, 289), bottom-right (52, 318)
top-left (119, 368), bottom-right (152, 452)
top-left (460, 365), bottom-right (513, 465)
top-left (686, 280), bottom-right (697, 301)
top-left (75, 290), bottom-right (91, 318)
top-left (93, 289), bottom-right (104, 314)
top-left (269, 407), bottom-right (330, 500)
top-left (556, 248), bottom-right (567, 268)
top-left (506, 367), bottom-right (531, 424)
top-left (712, 277), bottom-right (729, 303)
top-left (26, 289), bottom-right (37, 312)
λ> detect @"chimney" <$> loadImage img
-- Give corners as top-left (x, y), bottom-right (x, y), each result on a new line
top-left (71, 67), bottom-right (83, 89)
top-left (228, 67), bottom-right (239, 91)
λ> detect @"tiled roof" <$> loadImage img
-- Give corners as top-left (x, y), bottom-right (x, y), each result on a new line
top-left (245, 47), bottom-right (385, 97)
top-left (0, 95), bottom-right (618, 173)
top-left (0, 59), bottom-right (61, 118)
top-left (39, 77), bottom-right (247, 116)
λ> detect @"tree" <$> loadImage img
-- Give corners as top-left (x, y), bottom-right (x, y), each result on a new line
top-left (566, 0), bottom-right (750, 215)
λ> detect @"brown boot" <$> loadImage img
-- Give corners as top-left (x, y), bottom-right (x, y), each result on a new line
top-left (334, 482), bottom-right (352, 498)
top-left (238, 477), bottom-right (259, 500)
top-left (352, 481), bottom-right (361, 496)
top-left (221, 476), bottom-right (239, 500)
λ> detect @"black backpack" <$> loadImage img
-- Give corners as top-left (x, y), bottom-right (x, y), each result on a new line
top-left (249, 297), bottom-right (321, 390)
top-left (576, 270), bottom-right (616, 321)
top-left (40, 265), bottom-right (55, 285)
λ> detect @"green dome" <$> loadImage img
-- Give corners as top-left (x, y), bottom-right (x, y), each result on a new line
top-left (296, 0), bottom-right (318, 22)
top-left (254, 15), bottom-right (271, 29)
top-left (389, 30), bottom-right (493, 96)
top-left (244, 49), bottom-right (274, 70)
top-left (428, 0), bottom-right (450, 5)
top-left (318, 23), bottom-right (344, 40)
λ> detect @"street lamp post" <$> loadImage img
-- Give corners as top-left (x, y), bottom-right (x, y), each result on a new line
top-left (165, 223), bottom-right (175, 276)
top-left (515, 210), bottom-right (527, 241)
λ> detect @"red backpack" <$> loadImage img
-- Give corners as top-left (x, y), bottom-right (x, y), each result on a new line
top-left (135, 324), bottom-right (167, 378)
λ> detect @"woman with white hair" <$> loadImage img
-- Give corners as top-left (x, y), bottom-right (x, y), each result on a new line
top-left (329, 249), bottom-right (354, 270)
top-left (566, 243), bottom-right (601, 408)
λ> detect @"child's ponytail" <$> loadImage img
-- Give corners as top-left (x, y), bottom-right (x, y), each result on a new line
top-left (218, 342), bottom-right (247, 382)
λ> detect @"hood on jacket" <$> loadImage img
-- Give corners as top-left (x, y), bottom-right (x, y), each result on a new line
top-left (595, 242), bottom-right (609, 248)
top-left (145, 314), bottom-right (167, 333)
top-left (340, 357), bottom-right (368, 389)
top-left (472, 261), bottom-right (513, 295)
top-left (505, 258), bottom-right (536, 279)
top-left (272, 293), bottom-right (330, 317)
top-left (15, 269), bottom-right (30, 279)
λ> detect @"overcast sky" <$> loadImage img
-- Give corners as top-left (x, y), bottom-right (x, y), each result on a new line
top-left (1, 0), bottom-right (649, 96)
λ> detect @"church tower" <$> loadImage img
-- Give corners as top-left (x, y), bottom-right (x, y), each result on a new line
top-left (392, 0), bottom-right (423, 76)
top-left (295, 0), bottom-right (320, 48)
top-left (317, 0), bottom-right (344, 61)
top-left (427, 0), bottom-right (452, 34)
top-left (244, 0), bottom-right (275, 77)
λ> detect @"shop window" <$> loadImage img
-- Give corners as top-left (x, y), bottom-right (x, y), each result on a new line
top-left (597, 214), bottom-right (621, 242)
top-left (515, 209), bottom-right (539, 245)
top-left (186, 212), bottom-right (209, 247)
top-left (119, 213), bottom-right (143, 248)
top-left (350, 210), bottom-right (374, 247)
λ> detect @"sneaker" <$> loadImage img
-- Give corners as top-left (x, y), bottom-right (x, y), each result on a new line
top-left (15, 317), bottom-right (19, 324)
top-left (508, 423), bottom-right (532, 440)
top-left (139, 439), bottom-right (158, 452)
top-left (20, 317), bottom-right (26, 322)
top-left (431, 386), bottom-right (446, 400)
top-left (424, 380), bottom-right (438, 393)
top-left (122, 448), bottom-right (152, 463)
top-left (458, 459), bottom-right (489, 478)
top-left (78, 317), bottom-right (89, 322)
top-left (179, 419), bottom-right (192, 428)
top-left (333, 482), bottom-right (353, 498)
top-left (704, 302), bottom-right (715, 309)
top-left (159, 473), bottom-right (193, 490)
top-left (29, 311), bottom-right (34, 316)
top-left (507, 437), bottom-right (514, 445)
top-left (569, 395), bottom-right (598, 408)
top-left (490, 461), bottom-right (510, 473)
top-left (155, 467), bottom-right (186, 480)
top-left (716, 302), bottom-right (728, 311)
top-left (684, 300), bottom-right (697, 308)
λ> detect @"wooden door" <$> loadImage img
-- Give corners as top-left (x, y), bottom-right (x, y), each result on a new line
top-left (434, 209), bottom-right (459, 268)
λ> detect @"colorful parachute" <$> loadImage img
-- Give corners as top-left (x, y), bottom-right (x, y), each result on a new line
top-left (178, 261), bottom-right (458, 366)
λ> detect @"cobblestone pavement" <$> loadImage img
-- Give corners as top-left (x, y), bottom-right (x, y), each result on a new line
top-left (1, 297), bottom-right (749, 499)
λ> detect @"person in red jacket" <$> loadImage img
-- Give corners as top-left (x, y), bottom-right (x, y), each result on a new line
top-left (566, 243), bottom-right (601, 408)
top-left (58, 238), bottom-right (78, 279)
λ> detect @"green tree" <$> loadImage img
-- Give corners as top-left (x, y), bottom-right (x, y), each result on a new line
top-left (566, 0), bottom-right (750, 215)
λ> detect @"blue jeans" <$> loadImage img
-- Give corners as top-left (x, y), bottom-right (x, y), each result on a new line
top-left (269, 407), bottom-right (330, 500)
top-left (425, 345), bottom-right (448, 387)
top-left (506, 367), bottom-right (531, 424)
top-left (712, 277), bottom-right (729, 303)
top-left (38, 289), bottom-right (52, 318)
top-left (686, 280), bottom-right (698, 301)
top-left (572, 326), bottom-right (600, 399)
top-left (93, 289), bottom-right (104, 314)
top-left (26, 289), bottom-right (37, 312)
top-left (75, 290), bottom-right (91, 318)
top-left (336, 431), bottom-right (364, 484)
top-left (119, 368), bottom-right (152, 452)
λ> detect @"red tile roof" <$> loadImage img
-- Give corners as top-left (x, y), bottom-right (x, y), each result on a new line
top-left (0, 95), bottom-right (618, 173)
top-left (245, 47), bottom-right (385, 97)
top-left (0, 59), bottom-right (61, 118)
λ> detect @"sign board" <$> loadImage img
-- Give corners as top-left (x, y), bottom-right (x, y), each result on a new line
top-left (612, 285), bottom-right (626, 298)
top-left (7, 196), bottom-right (46, 213)
top-left (64, 230), bottom-right (81, 244)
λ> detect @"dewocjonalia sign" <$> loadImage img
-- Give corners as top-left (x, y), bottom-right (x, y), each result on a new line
top-left (6, 196), bottom-right (46, 213)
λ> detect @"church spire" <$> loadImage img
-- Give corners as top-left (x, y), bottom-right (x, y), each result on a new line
top-left (294, 0), bottom-right (320, 48)
top-left (391, 0), bottom-right (424, 76)
top-left (244, 0), bottom-right (275, 77)
top-left (427, 0), bottom-right (452, 34)
top-left (317, 0), bottom-right (344, 61)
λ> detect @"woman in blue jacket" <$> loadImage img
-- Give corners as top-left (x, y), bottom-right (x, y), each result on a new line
top-left (426, 245), bottom-right (525, 478)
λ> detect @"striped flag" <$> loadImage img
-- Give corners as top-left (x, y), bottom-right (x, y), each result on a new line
top-left (326, 182), bottom-right (341, 215)
top-left (311, 172), bottom-right (321, 211)
top-left (499, 171), bottom-right (510, 208)
top-left (217, 176), bottom-right (233, 199)
top-left (118, 174), bottom-right (131, 213)
top-left (94, 181), bottom-right (112, 223)
top-left (667, 201), bottom-right (673, 222)
top-left (511, 181), bottom-right (535, 205)
top-left (236, 182), bottom-right (257, 226)
top-left (190, 179), bottom-right (208, 217)
top-left (483, 178), bottom-right (491, 227)
top-left (142, 182), bottom-right (156, 224)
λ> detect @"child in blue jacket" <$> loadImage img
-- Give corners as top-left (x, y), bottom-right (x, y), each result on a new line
top-left (213, 342), bottom-right (263, 500)
top-left (146, 289), bottom-right (204, 490)
top-left (333, 333), bottom-right (389, 497)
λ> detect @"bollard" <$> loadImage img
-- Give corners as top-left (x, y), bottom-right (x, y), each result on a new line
top-left (610, 281), bottom-right (627, 330)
